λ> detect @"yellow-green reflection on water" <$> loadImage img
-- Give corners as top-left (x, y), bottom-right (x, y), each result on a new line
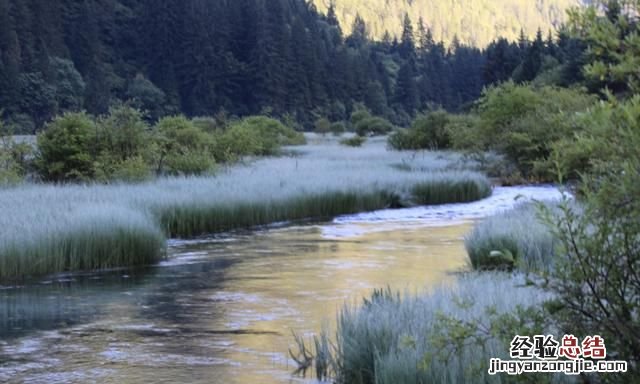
top-left (0, 222), bottom-right (471, 384)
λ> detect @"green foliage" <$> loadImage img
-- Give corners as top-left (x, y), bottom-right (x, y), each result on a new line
top-left (314, 117), bottom-right (331, 135)
top-left (355, 116), bottom-right (394, 137)
top-left (126, 74), bottom-right (168, 120)
top-left (215, 116), bottom-right (305, 162)
top-left (36, 112), bottom-right (97, 182)
top-left (567, 0), bottom-right (640, 96)
top-left (465, 203), bottom-right (560, 273)
top-left (0, 127), bottom-right (23, 186)
top-left (541, 100), bottom-right (640, 375)
top-left (474, 82), bottom-right (596, 180)
top-left (411, 177), bottom-right (491, 206)
top-left (350, 108), bottom-right (372, 127)
top-left (446, 114), bottom-right (482, 151)
top-left (153, 115), bottom-right (215, 175)
top-left (314, 274), bottom-right (556, 384)
top-left (330, 122), bottom-right (346, 136)
top-left (92, 105), bottom-right (155, 182)
top-left (388, 109), bottom-right (452, 150)
top-left (340, 136), bottom-right (367, 147)
top-left (49, 57), bottom-right (86, 112)
top-left (551, 95), bottom-right (640, 180)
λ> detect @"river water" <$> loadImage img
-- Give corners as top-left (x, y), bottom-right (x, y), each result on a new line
top-left (0, 186), bottom-right (563, 384)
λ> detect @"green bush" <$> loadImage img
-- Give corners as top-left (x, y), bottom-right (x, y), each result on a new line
top-left (215, 115), bottom-right (305, 161)
top-left (214, 123), bottom-right (263, 162)
top-left (340, 136), bottom-right (366, 147)
top-left (36, 112), bottom-right (97, 182)
top-left (465, 203), bottom-right (560, 272)
top-left (549, 96), bottom-right (640, 181)
top-left (191, 116), bottom-right (220, 133)
top-left (93, 105), bottom-right (156, 181)
top-left (350, 108), bottom-right (371, 127)
top-left (388, 110), bottom-right (452, 150)
top-left (241, 115), bottom-right (305, 150)
top-left (330, 122), bottom-right (346, 136)
top-left (446, 114), bottom-right (482, 151)
top-left (474, 82), bottom-right (596, 180)
top-left (314, 117), bottom-right (331, 135)
top-left (153, 115), bottom-right (215, 175)
top-left (0, 122), bottom-right (32, 186)
top-left (109, 156), bottom-right (153, 182)
top-left (355, 116), bottom-right (394, 137)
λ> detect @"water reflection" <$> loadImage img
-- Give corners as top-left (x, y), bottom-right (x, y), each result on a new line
top-left (0, 222), bottom-right (471, 384)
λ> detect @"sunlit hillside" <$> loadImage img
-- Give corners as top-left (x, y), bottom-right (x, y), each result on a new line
top-left (313, 0), bottom-right (583, 46)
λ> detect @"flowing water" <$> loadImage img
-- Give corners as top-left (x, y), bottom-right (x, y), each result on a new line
top-left (0, 186), bottom-right (563, 384)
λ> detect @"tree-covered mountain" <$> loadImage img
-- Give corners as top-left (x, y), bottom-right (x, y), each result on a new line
top-left (312, 0), bottom-right (582, 47)
top-left (0, 0), bottom-right (582, 133)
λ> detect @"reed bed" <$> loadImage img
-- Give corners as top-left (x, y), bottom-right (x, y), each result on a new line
top-left (317, 273), bottom-right (568, 384)
top-left (0, 140), bottom-right (491, 280)
top-left (465, 203), bottom-right (561, 273)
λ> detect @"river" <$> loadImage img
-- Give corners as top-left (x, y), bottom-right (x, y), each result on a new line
top-left (0, 186), bottom-right (563, 384)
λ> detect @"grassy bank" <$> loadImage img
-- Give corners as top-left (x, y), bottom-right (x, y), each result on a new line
top-left (0, 139), bottom-right (491, 280)
top-left (465, 203), bottom-right (561, 273)
top-left (310, 273), bottom-right (563, 384)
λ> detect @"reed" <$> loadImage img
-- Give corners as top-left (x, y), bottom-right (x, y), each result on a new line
top-left (465, 203), bottom-right (560, 272)
top-left (316, 273), bottom-right (567, 384)
top-left (0, 139), bottom-right (491, 280)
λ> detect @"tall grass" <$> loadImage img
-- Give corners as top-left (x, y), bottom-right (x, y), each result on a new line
top-left (313, 273), bottom-right (569, 384)
top-left (411, 175), bottom-right (492, 205)
top-left (465, 203), bottom-right (560, 273)
top-left (0, 140), bottom-right (491, 280)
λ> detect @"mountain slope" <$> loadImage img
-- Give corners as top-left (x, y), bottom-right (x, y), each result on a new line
top-left (313, 0), bottom-right (582, 46)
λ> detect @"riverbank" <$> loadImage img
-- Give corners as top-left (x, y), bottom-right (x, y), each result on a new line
top-left (0, 138), bottom-right (491, 281)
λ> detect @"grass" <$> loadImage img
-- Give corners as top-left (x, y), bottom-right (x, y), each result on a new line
top-left (464, 203), bottom-right (561, 273)
top-left (411, 176), bottom-right (492, 205)
top-left (0, 139), bottom-right (492, 280)
top-left (303, 273), bottom-right (569, 384)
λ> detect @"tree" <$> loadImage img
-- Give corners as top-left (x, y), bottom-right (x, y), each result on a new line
top-left (36, 112), bottom-right (97, 182)
top-left (399, 13), bottom-right (415, 60)
top-left (544, 99), bottom-right (640, 377)
top-left (567, 0), bottom-right (640, 96)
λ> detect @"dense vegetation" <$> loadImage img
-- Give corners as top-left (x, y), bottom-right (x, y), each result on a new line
top-left (313, 0), bottom-right (581, 46)
top-left (0, 141), bottom-right (491, 280)
top-left (300, 1), bottom-right (640, 382)
top-left (0, 0), bottom-right (590, 134)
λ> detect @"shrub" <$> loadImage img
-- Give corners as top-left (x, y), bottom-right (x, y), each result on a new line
top-left (312, 274), bottom-right (555, 384)
top-left (476, 82), bottom-right (595, 180)
top-left (215, 115), bottom-right (305, 161)
top-left (549, 95), bottom-right (640, 181)
top-left (93, 105), bottom-right (155, 181)
top-left (314, 117), bottom-right (331, 136)
top-left (446, 114), bottom-right (482, 151)
top-left (240, 115), bottom-right (305, 151)
top-left (474, 82), bottom-right (596, 180)
top-left (36, 112), bottom-right (97, 182)
top-left (350, 108), bottom-right (371, 127)
top-left (153, 115), bottom-right (215, 175)
top-left (411, 176), bottom-right (491, 206)
top-left (330, 122), bottom-right (346, 136)
top-left (541, 103), bottom-right (640, 374)
top-left (355, 116), bottom-right (394, 137)
top-left (192, 116), bottom-right (220, 133)
top-left (109, 156), bottom-right (153, 182)
top-left (465, 203), bottom-right (560, 272)
top-left (388, 110), bottom-right (452, 150)
top-left (340, 136), bottom-right (366, 147)
top-left (0, 122), bottom-right (32, 186)
top-left (214, 123), bottom-right (263, 162)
